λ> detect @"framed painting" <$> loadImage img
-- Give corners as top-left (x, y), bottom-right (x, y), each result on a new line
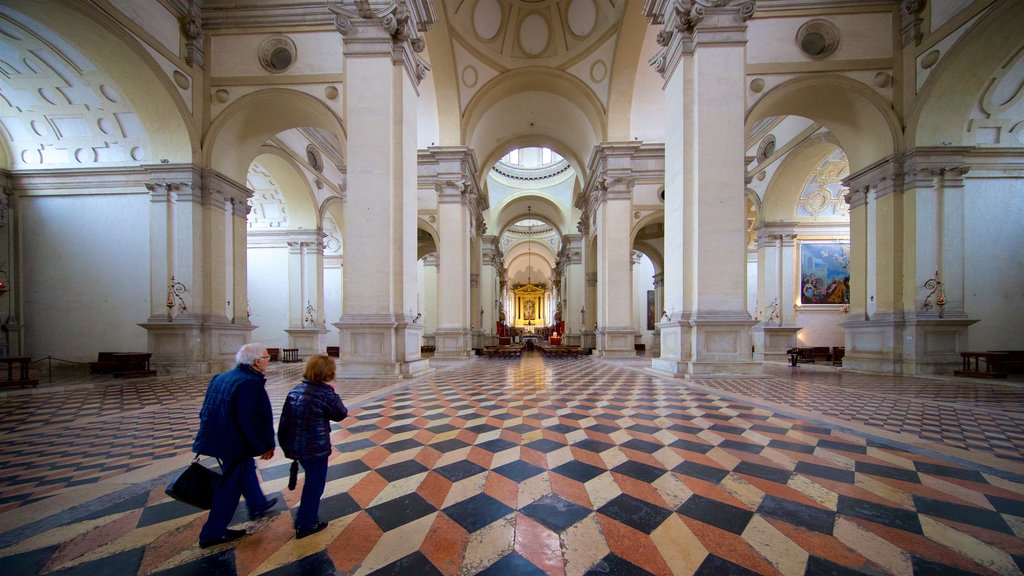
top-left (646, 290), bottom-right (655, 330)
top-left (799, 241), bottom-right (850, 305)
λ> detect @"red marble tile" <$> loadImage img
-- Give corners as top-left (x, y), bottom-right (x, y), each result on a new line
top-left (929, 516), bottom-right (1024, 555)
top-left (549, 471), bottom-right (593, 509)
top-left (768, 518), bottom-right (878, 571)
top-left (417, 471), bottom-right (454, 509)
top-left (846, 517), bottom-right (1001, 575)
top-left (519, 446), bottom-right (548, 469)
top-left (44, 509), bottom-right (143, 571)
top-left (466, 446), bottom-right (495, 469)
top-left (676, 475), bottom-right (753, 510)
top-left (420, 512), bottom-right (470, 576)
top-left (347, 471), bottom-right (389, 508)
top-left (514, 513), bottom-right (566, 576)
top-left (568, 446), bottom-right (607, 470)
top-left (414, 447), bottom-right (443, 469)
top-left (137, 515), bottom-right (205, 574)
top-left (611, 473), bottom-right (672, 509)
top-left (359, 446), bottom-right (393, 469)
top-left (678, 514), bottom-right (783, 576)
top-left (596, 513), bottom-right (673, 576)
top-left (483, 470), bottom-right (520, 509)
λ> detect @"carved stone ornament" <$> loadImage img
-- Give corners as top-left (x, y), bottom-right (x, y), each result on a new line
top-left (657, 29), bottom-right (673, 47)
top-left (902, 0), bottom-right (926, 15)
top-left (335, 15), bottom-right (353, 35)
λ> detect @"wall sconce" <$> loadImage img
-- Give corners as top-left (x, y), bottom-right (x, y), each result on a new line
top-left (922, 270), bottom-right (946, 317)
top-left (166, 276), bottom-right (188, 318)
top-left (304, 301), bottom-right (316, 326)
top-left (0, 270), bottom-right (9, 296)
top-left (413, 312), bottom-right (422, 324)
top-left (662, 310), bottom-right (671, 321)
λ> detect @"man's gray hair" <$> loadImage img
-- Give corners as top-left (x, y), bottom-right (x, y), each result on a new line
top-left (236, 342), bottom-right (266, 365)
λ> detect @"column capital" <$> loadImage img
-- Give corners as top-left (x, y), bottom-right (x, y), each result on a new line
top-left (902, 147), bottom-right (972, 190)
top-left (843, 154), bottom-right (902, 200)
top-left (331, 0), bottom-right (435, 87)
top-left (900, 0), bottom-right (926, 47)
top-left (652, 272), bottom-right (664, 288)
top-left (644, 0), bottom-right (755, 78)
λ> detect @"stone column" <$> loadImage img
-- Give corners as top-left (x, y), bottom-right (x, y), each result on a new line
top-left (285, 236), bottom-right (328, 355)
top-left (561, 234), bottom-right (584, 347)
top-left (753, 224), bottom-right (800, 361)
top-left (421, 253), bottom-right (439, 348)
top-left (593, 178), bottom-right (636, 358)
top-left (332, 1), bottom-right (433, 377)
top-left (647, 0), bottom-right (759, 377)
top-left (481, 236), bottom-right (501, 347)
top-left (651, 271), bottom-right (663, 356)
top-left (433, 178), bottom-right (472, 358)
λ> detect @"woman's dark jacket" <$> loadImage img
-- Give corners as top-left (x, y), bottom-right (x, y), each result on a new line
top-left (193, 363), bottom-right (275, 459)
top-left (278, 380), bottom-right (348, 460)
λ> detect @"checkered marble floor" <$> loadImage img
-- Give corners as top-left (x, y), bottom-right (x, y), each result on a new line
top-left (1, 354), bottom-right (1023, 575)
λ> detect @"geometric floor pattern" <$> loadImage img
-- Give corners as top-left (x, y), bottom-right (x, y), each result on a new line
top-left (1, 353), bottom-right (1023, 575)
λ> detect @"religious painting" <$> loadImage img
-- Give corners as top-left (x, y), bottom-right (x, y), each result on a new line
top-left (646, 290), bottom-right (655, 330)
top-left (799, 241), bottom-right (850, 305)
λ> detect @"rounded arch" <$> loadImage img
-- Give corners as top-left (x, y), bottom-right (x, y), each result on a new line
top-left (493, 194), bottom-right (566, 238)
top-left (464, 68), bottom-right (605, 183)
top-left (319, 195), bottom-right (345, 231)
top-left (416, 217), bottom-right (440, 261)
top-left (746, 75), bottom-right (900, 173)
top-left (251, 146), bottom-right (318, 229)
top-left (478, 136), bottom-right (587, 196)
top-left (0, 0), bottom-right (195, 165)
top-left (204, 89), bottom-right (346, 183)
top-left (631, 212), bottom-right (665, 276)
top-left (909, 1), bottom-right (1024, 146)
top-left (762, 133), bottom-right (848, 222)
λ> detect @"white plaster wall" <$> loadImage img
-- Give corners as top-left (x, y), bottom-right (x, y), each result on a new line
top-left (247, 245), bottom-right (289, 349)
top-left (964, 178), bottom-right (1024, 350)
top-left (324, 261), bottom-right (342, 341)
top-left (211, 32), bottom-right (344, 77)
top-left (747, 258), bottom-right (758, 316)
top-left (22, 194), bottom-right (149, 360)
top-left (794, 309), bottom-right (846, 348)
top-left (631, 255), bottom-right (656, 350)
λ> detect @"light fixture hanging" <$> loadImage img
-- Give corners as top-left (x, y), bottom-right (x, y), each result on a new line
top-left (527, 205), bottom-right (532, 286)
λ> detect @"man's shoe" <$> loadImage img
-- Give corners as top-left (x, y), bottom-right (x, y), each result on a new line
top-left (249, 497), bottom-right (278, 520)
top-left (295, 521), bottom-right (328, 539)
top-left (199, 528), bottom-right (246, 549)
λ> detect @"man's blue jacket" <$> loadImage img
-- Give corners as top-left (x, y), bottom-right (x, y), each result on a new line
top-left (192, 363), bottom-right (275, 459)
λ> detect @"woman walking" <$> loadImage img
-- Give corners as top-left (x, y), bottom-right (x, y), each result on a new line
top-left (277, 354), bottom-right (349, 539)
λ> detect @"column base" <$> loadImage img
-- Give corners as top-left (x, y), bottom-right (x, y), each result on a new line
top-left (650, 316), bottom-right (761, 378)
top-left (753, 324), bottom-right (802, 362)
top-left (841, 313), bottom-right (977, 375)
top-left (335, 315), bottom-right (431, 379)
top-left (596, 327), bottom-right (636, 358)
top-left (434, 328), bottom-right (472, 359)
top-left (285, 327), bottom-right (328, 356)
top-left (140, 318), bottom-right (256, 376)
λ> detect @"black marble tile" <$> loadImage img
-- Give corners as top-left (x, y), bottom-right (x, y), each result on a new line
top-left (367, 551), bottom-right (443, 576)
top-left (420, 412), bottom-right (450, 421)
top-left (758, 495), bottom-right (835, 535)
top-left (914, 462), bottom-right (988, 484)
top-left (854, 461), bottom-right (920, 483)
top-left (793, 424), bottom-right (831, 435)
top-left (561, 412), bottom-right (590, 420)
top-left (505, 424), bottom-right (535, 434)
top-left (376, 459), bottom-right (429, 482)
top-left (524, 438), bottom-right (565, 453)
top-left (426, 423), bottom-right (459, 434)
top-left (478, 552), bottom-right (547, 576)
top-left (795, 462), bottom-right (854, 484)
top-left (346, 424), bottom-right (380, 434)
top-left (669, 439), bottom-right (713, 454)
top-left (261, 551), bottom-right (337, 576)
top-left (77, 491), bottom-right (149, 522)
top-left (701, 413), bottom-right (733, 421)
top-left (719, 439), bottom-right (764, 454)
top-left (598, 494), bottom-right (672, 535)
top-left (317, 492), bottom-right (361, 522)
top-left (477, 438), bottom-right (518, 453)
top-left (520, 493), bottom-right (591, 532)
top-left (678, 494), bottom-right (753, 535)
top-left (493, 460), bottom-right (545, 482)
top-left (136, 499), bottom-right (198, 529)
top-left (621, 439), bottom-right (663, 454)
top-left (443, 493), bottom-right (514, 533)
top-left (365, 493), bottom-right (436, 531)
top-left (552, 460), bottom-right (606, 483)
top-left (586, 423), bottom-right (619, 435)
top-left (429, 438), bottom-right (471, 453)
top-left (768, 439), bottom-right (818, 454)
top-left (817, 439), bottom-right (867, 455)
top-left (710, 423), bottom-right (747, 436)
top-left (381, 438), bottom-right (423, 453)
top-left (435, 460), bottom-right (487, 483)
top-left (613, 461), bottom-right (666, 483)
top-left (466, 423), bottom-right (499, 434)
top-left (326, 460), bottom-right (372, 481)
top-left (491, 413), bottom-right (518, 421)
top-left (668, 423), bottom-right (705, 436)
top-left (573, 439), bottom-right (615, 453)
top-left (49, 547), bottom-right (146, 576)
top-left (804, 556), bottom-right (874, 575)
top-left (628, 424), bottom-right (661, 435)
top-left (386, 424), bottom-right (418, 434)
top-left (584, 553), bottom-right (654, 576)
top-left (836, 495), bottom-right (922, 534)
top-left (673, 461), bottom-right (729, 484)
top-left (912, 495), bottom-right (1013, 535)
top-left (910, 556), bottom-right (983, 575)
top-left (547, 423), bottom-right (579, 435)
top-left (750, 424), bottom-right (789, 435)
top-left (2, 545), bottom-right (58, 576)
top-left (693, 554), bottom-right (761, 576)
top-left (987, 494), bottom-right (1024, 517)
top-left (733, 461), bottom-right (792, 484)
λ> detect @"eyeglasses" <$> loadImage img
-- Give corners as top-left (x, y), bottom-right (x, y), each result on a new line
top-left (260, 355), bottom-right (271, 360)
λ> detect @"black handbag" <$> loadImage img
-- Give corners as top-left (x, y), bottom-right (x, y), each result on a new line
top-left (165, 455), bottom-right (222, 509)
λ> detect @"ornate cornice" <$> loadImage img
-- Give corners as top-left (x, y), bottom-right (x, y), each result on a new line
top-left (330, 1), bottom-right (435, 87)
top-left (644, 0), bottom-right (755, 79)
top-left (576, 141), bottom-right (664, 232)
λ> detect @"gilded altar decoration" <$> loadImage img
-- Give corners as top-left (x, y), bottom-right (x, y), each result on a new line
top-left (513, 284), bottom-right (546, 327)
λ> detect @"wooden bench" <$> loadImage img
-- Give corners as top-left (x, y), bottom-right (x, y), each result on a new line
top-left (326, 346), bottom-right (340, 358)
top-left (989, 350), bottom-right (1024, 373)
top-left (0, 357), bottom-right (37, 389)
top-left (955, 352), bottom-right (1008, 379)
top-left (89, 352), bottom-right (156, 378)
top-left (266, 348), bottom-right (280, 362)
top-left (281, 348), bottom-right (301, 363)
top-left (787, 347), bottom-right (832, 367)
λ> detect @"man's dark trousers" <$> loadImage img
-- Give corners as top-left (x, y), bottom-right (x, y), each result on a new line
top-left (199, 457), bottom-right (270, 540)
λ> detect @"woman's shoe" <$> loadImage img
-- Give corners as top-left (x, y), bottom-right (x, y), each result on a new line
top-left (295, 521), bottom-right (329, 539)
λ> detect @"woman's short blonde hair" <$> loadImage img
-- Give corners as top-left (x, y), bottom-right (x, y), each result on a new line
top-left (303, 354), bottom-right (336, 383)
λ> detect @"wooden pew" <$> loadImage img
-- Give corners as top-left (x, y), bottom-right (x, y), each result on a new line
top-left (0, 357), bottom-right (37, 389)
top-left (955, 352), bottom-right (1008, 379)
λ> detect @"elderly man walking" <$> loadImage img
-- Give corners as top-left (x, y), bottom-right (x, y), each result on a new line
top-left (192, 343), bottom-right (278, 548)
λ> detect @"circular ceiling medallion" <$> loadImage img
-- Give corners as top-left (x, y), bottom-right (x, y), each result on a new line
top-left (258, 36), bottom-right (297, 73)
top-left (473, 0), bottom-right (502, 40)
top-left (749, 78), bottom-right (765, 93)
top-left (172, 70), bottom-right (190, 90)
top-left (921, 50), bottom-right (940, 69)
top-left (796, 19), bottom-right (839, 60)
top-left (324, 86), bottom-right (339, 100)
top-left (590, 60), bottom-right (607, 83)
top-left (519, 14), bottom-right (550, 56)
top-left (215, 89), bottom-right (230, 103)
top-left (462, 65), bottom-right (479, 87)
top-left (567, 0), bottom-right (597, 37)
